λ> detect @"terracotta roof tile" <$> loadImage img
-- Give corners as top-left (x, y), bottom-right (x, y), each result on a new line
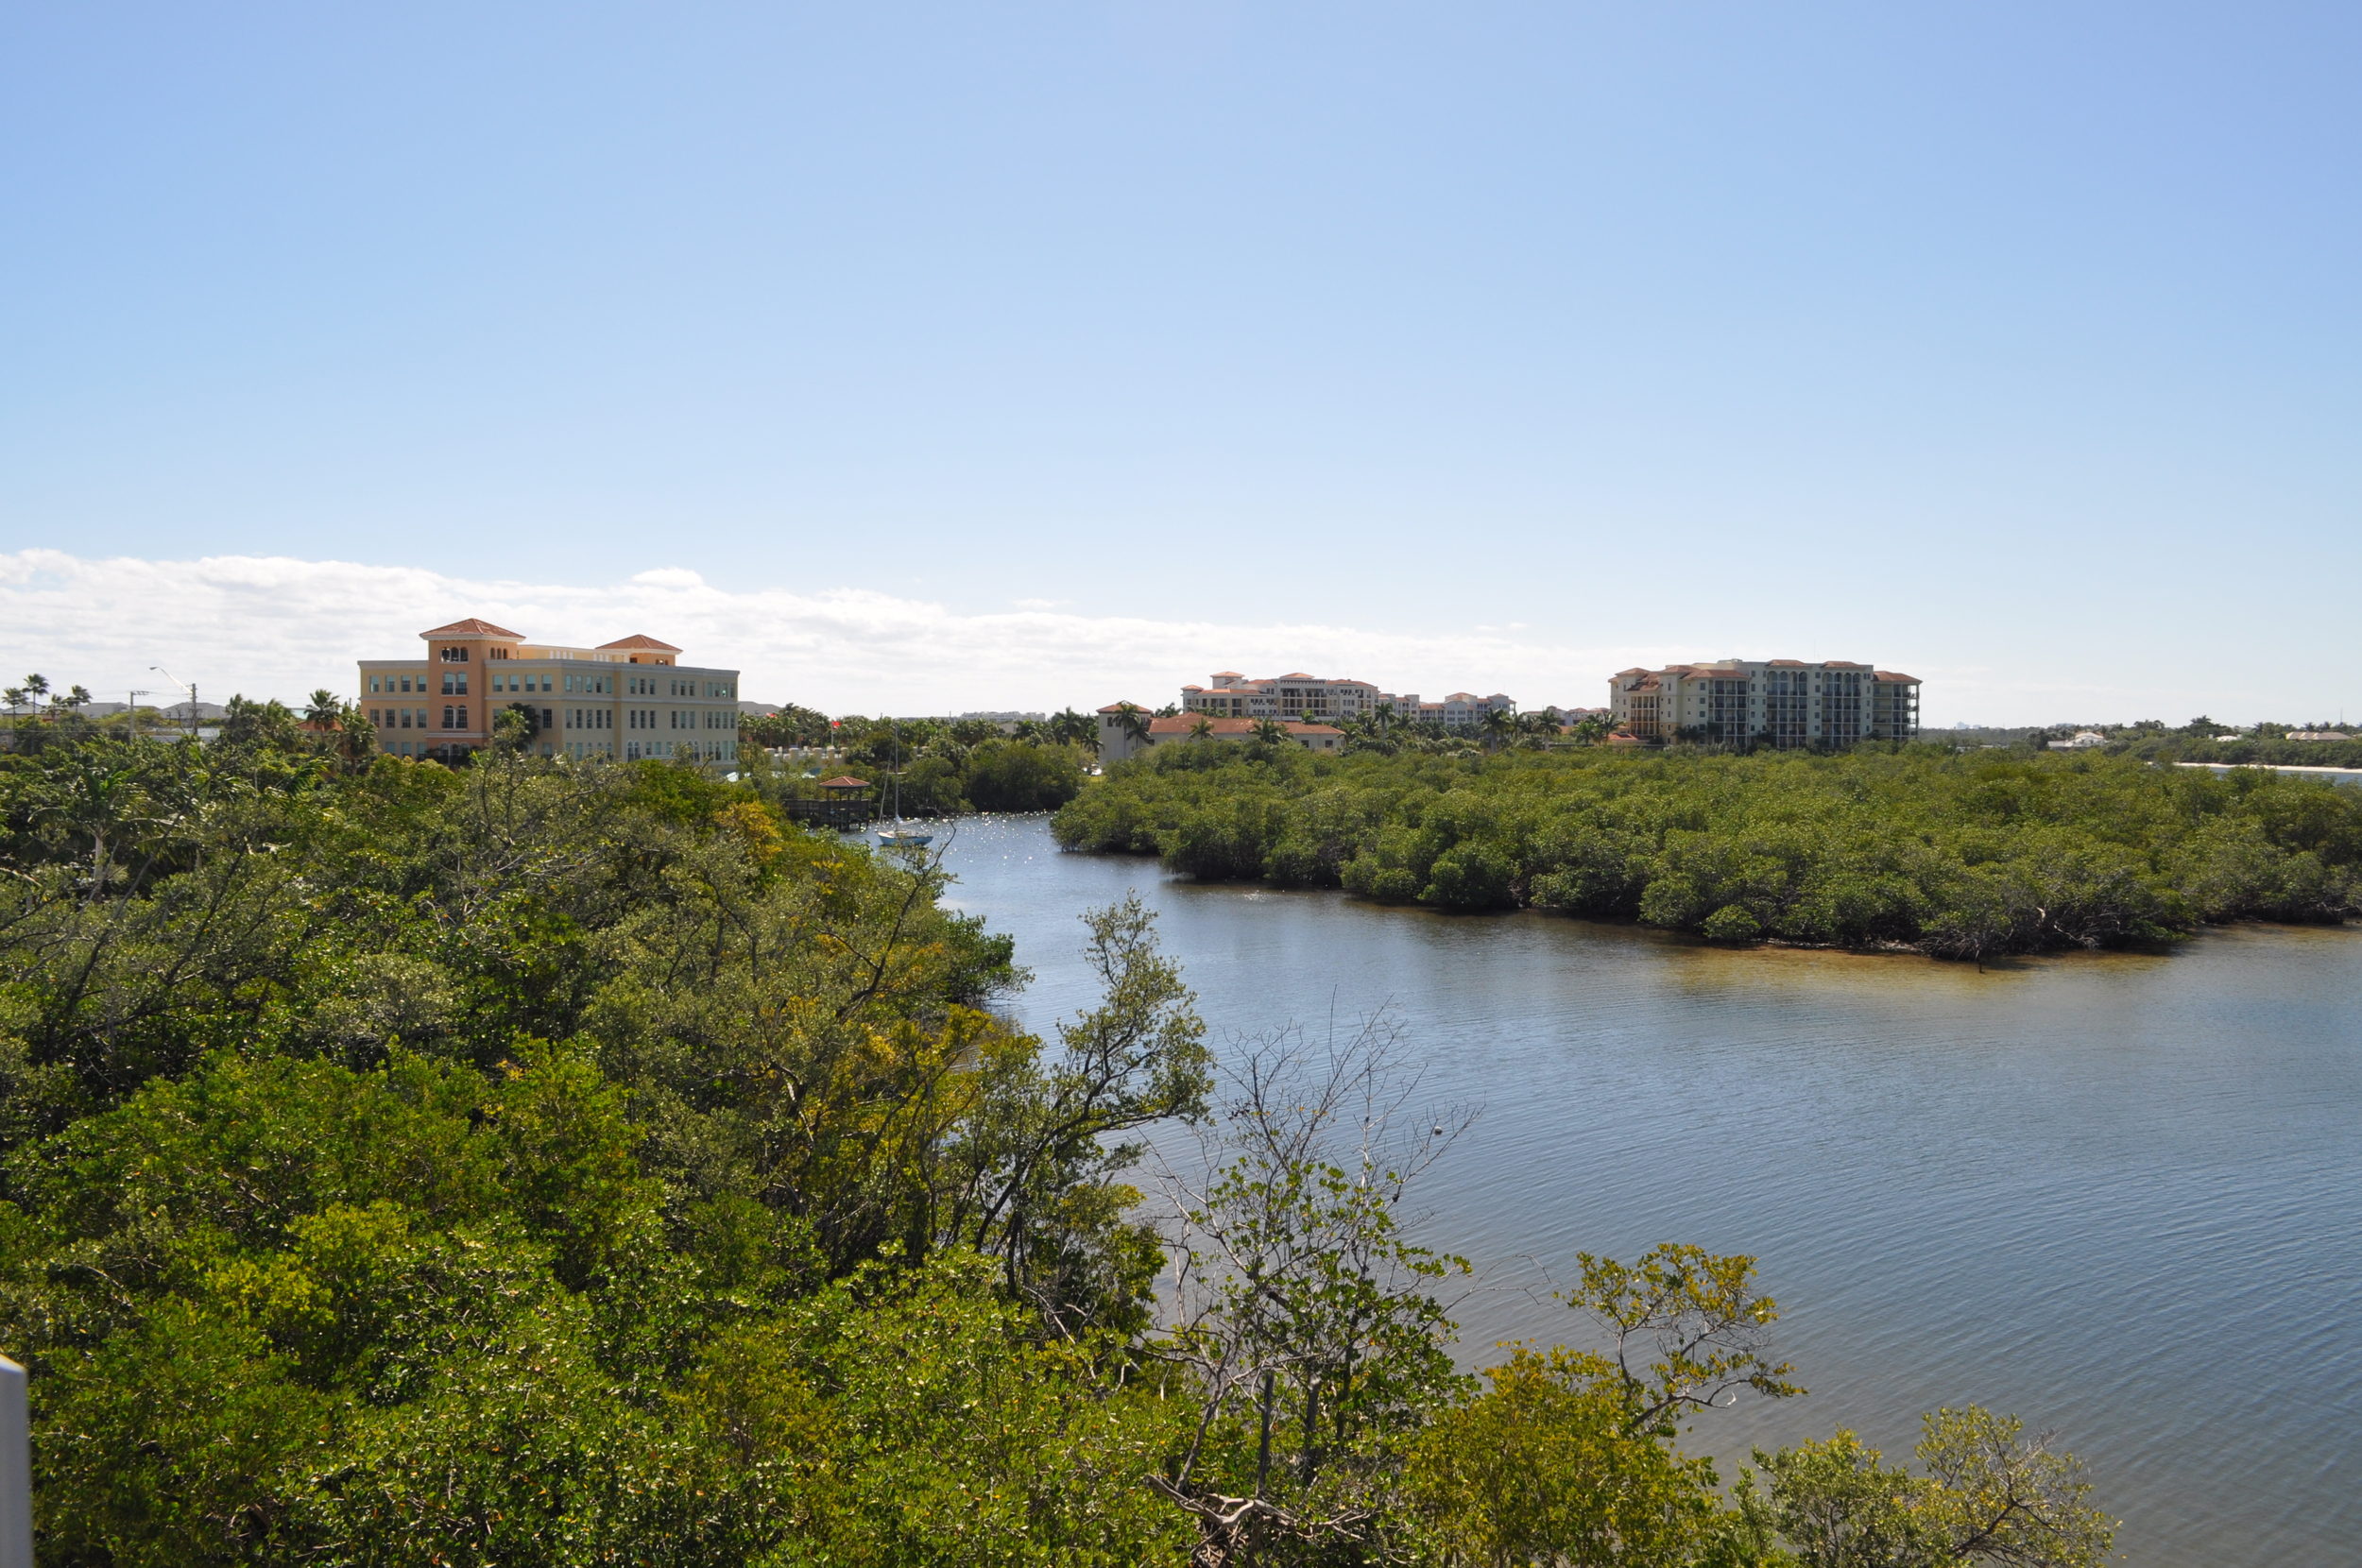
top-left (598, 634), bottom-right (684, 652)
top-left (422, 617), bottom-right (523, 639)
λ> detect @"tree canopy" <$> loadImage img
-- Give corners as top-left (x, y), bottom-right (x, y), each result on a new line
top-left (0, 726), bottom-right (2117, 1563)
top-left (1052, 740), bottom-right (2362, 957)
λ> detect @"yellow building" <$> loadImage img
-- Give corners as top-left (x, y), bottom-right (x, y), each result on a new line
top-left (360, 618), bottom-right (743, 765)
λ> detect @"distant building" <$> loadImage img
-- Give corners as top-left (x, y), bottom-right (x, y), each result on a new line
top-left (1181, 673), bottom-right (1380, 722)
top-left (2049, 731), bottom-right (2109, 749)
top-left (2286, 731), bottom-right (2353, 741)
top-left (1382, 691), bottom-right (1515, 729)
top-left (361, 618), bottom-right (741, 765)
top-left (1607, 659), bottom-right (1920, 745)
top-left (1148, 715), bottom-right (1344, 753)
top-left (1179, 672), bottom-right (1515, 730)
top-left (1097, 703), bottom-right (1155, 762)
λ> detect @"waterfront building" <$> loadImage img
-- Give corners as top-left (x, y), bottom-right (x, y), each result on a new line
top-left (1382, 691), bottom-right (1516, 728)
top-left (1607, 659), bottom-right (1920, 745)
top-left (1180, 672), bottom-right (1380, 722)
top-left (360, 618), bottom-right (742, 765)
top-left (1147, 715), bottom-right (1344, 753)
top-left (1180, 672), bottom-right (1515, 730)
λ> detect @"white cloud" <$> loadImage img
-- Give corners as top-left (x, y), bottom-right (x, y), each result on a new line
top-left (0, 550), bottom-right (1671, 715)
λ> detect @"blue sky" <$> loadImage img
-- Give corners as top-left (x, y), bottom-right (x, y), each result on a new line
top-left (3, 3), bottom-right (2356, 722)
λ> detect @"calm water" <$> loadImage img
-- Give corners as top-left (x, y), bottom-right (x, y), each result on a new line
top-left (928, 815), bottom-right (2362, 1568)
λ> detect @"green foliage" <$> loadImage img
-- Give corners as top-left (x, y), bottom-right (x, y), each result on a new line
top-left (964, 738), bottom-right (1088, 812)
top-left (1746, 1408), bottom-right (2114, 1567)
top-left (1054, 743), bottom-right (2362, 954)
top-left (0, 724), bottom-right (2124, 1564)
top-left (1404, 1346), bottom-right (1733, 1567)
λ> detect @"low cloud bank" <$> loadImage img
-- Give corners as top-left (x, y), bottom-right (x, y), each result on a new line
top-left (1, 550), bottom-right (1679, 716)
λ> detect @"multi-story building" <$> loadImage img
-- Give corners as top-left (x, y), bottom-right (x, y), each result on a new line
top-left (1381, 691), bottom-right (1516, 729)
top-left (1181, 672), bottom-right (1381, 722)
top-left (1606, 659), bottom-right (1920, 746)
top-left (360, 618), bottom-right (743, 765)
top-left (1179, 672), bottom-right (1515, 730)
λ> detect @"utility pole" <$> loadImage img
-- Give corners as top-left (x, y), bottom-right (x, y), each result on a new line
top-left (151, 667), bottom-right (197, 740)
top-left (127, 689), bottom-right (150, 741)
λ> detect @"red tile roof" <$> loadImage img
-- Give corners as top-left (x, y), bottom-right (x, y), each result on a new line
top-left (815, 775), bottom-right (871, 790)
top-left (422, 617), bottom-right (523, 639)
top-left (598, 634), bottom-right (683, 652)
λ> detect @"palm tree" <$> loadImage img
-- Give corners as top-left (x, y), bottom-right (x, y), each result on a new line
top-left (1479, 706), bottom-right (1516, 752)
top-left (1188, 715), bottom-right (1216, 741)
top-left (1373, 701), bottom-right (1397, 734)
top-left (304, 689), bottom-right (346, 725)
top-left (1113, 703), bottom-right (1153, 747)
top-left (1251, 718), bottom-right (1289, 745)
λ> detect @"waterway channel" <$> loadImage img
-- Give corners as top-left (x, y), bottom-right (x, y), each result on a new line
top-left (927, 814), bottom-right (2362, 1568)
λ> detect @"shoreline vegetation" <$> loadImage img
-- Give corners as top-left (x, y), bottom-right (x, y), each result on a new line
top-left (1052, 741), bottom-right (2362, 960)
top-left (0, 721), bottom-right (2118, 1565)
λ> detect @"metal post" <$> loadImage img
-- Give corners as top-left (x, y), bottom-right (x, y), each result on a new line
top-left (0, 1355), bottom-right (30, 1568)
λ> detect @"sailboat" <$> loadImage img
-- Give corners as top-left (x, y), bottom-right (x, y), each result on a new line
top-left (876, 721), bottom-right (932, 847)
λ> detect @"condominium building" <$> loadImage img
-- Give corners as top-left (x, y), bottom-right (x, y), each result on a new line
top-left (1181, 672), bottom-right (1380, 722)
top-left (1179, 672), bottom-right (1515, 729)
top-left (1607, 659), bottom-right (1920, 745)
top-left (361, 618), bottom-right (743, 765)
top-left (1382, 691), bottom-right (1516, 729)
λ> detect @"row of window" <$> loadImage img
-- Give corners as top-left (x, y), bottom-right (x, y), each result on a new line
top-left (368, 672), bottom-right (627, 697)
top-left (625, 740), bottom-right (732, 761)
top-left (371, 706), bottom-right (469, 733)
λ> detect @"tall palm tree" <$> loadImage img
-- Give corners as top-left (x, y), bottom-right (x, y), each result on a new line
top-left (1479, 706), bottom-right (1515, 752)
top-left (304, 689), bottom-right (346, 725)
top-left (1251, 717), bottom-right (1289, 745)
top-left (1114, 703), bottom-right (1153, 747)
top-left (1188, 715), bottom-right (1216, 741)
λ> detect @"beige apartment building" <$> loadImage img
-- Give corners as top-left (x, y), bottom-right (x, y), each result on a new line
top-left (1608, 659), bottom-right (1920, 745)
top-left (361, 618), bottom-right (742, 765)
top-left (1181, 672), bottom-right (1381, 722)
top-left (1179, 672), bottom-right (1515, 729)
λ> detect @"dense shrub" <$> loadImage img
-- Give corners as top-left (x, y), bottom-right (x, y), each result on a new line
top-left (1053, 742), bottom-right (2362, 957)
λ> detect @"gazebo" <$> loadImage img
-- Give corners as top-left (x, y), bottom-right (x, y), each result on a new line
top-left (782, 775), bottom-right (879, 829)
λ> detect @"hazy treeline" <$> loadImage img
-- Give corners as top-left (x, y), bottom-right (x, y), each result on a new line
top-left (760, 711), bottom-right (1095, 814)
top-left (0, 725), bottom-right (2114, 1564)
top-left (1053, 741), bottom-right (2362, 958)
